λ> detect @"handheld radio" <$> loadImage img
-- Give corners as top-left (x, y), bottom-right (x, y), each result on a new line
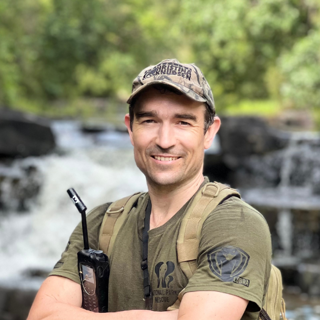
top-left (67, 188), bottom-right (109, 313)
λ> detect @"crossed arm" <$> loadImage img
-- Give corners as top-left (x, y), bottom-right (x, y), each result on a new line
top-left (27, 276), bottom-right (248, 320)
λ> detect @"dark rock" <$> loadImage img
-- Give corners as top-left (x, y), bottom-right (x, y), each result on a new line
top-left (218, 116), bottom-right (289, 168)
top-left (298, 262), bottom-right (320, 296)
top-left (22, 269), bottom-right (49, 278)
top-left (81, 120), bottom-right (113, 133)
top-left (204, 116), bottom-right (289, 185)
top-left (0, 286), bottom-right (37, 320)
top-left (0, 108), bottom-right (56, 158)
top-left (234, 137), bottom-right (320, 189)
top-left (0, 160), bottom-right (42, 213)
top-left (204, 153), bottom-right (233, 185)
top-left (278, 266), bottom-right (300, 287)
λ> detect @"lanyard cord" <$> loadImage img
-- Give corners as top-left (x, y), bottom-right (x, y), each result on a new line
top-left (141, 200), bottom-right (152, 310)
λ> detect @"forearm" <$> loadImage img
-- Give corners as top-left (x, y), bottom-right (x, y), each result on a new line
top-left (28, 301), bottom-right (178, 320)
top-left (28, 277), bottom-right (178, 320)
top-left (108, 309), bottom-right (178, 320)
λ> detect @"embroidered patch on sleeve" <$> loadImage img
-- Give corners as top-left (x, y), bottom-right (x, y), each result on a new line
top-left (233, 277), bottom-right (250, 287)
top-left (207, 246), bottom-right (250, 282)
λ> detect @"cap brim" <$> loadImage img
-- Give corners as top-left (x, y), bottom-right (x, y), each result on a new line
top-left (126, 79), bottom-right (207, 105)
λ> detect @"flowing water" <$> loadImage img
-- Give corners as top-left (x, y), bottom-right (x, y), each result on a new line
top-left (241, 132), bottom-right (320, 261)
top-left (239, 132), bottom-right (320, 318)
top-left (0, 121), bottom-right (147, 288)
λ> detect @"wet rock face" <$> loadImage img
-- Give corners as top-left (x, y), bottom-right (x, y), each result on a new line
top-left (235, 138), bottom-right (320, 191)
top-left (0, 108), bottom-right (56, 158)
top-left (0, 161), bottom-right (42, 213)
top-left (218, 116), bottom-right (288, 159)
top-left (285, 262), bottom-right (320, 296)
top-left (0, 286), bottom-right (37, 320)
top-left (204, 116), bottom-right (289, 185)
top-left (205, 116), bottom-right (320, 194)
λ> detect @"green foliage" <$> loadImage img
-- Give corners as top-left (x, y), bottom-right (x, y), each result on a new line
top-left (178, 0), bottom-right (311, 107)
top-left (279, 30), bottom-right (320, 108)
top-left (223, 99), bottom-right (280, 117)
top-left (0, 0), bottom-right (43, 105)
top-left (37, 0), bottom-right (115, 99)
top-left (0, 0), bottom-right (319, 116)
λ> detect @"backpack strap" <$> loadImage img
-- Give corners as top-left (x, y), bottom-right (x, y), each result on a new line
top-left (167, 182), bottom-right (240, 311)
top-left (260, 265), bottom-right (287, 320)
top-left (170, 183), bottom-right (286, 320)
top-left (99, 192), bottom-right (142, 256)
top-left (177, 182), bottom-right (241, 279)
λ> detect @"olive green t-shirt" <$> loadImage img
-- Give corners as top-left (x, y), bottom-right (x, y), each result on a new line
top-left (50, 187), bottom-right (271, 319)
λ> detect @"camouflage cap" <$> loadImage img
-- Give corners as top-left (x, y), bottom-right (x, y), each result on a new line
top-left (127, 58), bottom-right (215, 112)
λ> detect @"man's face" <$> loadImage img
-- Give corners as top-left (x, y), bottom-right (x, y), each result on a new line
top-left (125, 87), bottom-right (220, 189)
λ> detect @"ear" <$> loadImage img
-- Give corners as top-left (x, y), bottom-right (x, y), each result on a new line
top-left (124, 113), bottom-right (134, 146)
top-left (204, 116), bottom-right (221, 150)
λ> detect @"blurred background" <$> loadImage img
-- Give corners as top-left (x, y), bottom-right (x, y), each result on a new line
top-left (0, 0), bottom-right (320, 319)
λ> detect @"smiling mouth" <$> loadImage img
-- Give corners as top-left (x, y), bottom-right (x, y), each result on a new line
top-left (152, 156), bottom-right (180, 162)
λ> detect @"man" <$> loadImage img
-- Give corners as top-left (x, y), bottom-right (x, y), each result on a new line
top-left (28, 59), bottom-right (271, 320)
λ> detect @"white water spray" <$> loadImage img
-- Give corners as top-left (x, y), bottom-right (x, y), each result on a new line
top-left (0, 123), bottom-right (147, 285)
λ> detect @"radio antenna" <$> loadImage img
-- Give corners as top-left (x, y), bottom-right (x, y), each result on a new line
top-left (67, 188), bottom-right (89, 250)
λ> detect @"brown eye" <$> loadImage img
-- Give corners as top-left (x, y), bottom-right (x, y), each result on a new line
top-left (179, 121), bottom-right (191, 126)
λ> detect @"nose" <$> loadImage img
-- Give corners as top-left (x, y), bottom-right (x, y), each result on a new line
top-left (155, 123), bottom-right (176, 150)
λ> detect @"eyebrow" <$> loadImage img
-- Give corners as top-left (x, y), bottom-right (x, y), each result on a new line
top-left (174, 113), bottom-right (197, 122)
top-left (135, 111), bottom-right (157, 119)
top-left (134, 111), bottom-right (198, 122)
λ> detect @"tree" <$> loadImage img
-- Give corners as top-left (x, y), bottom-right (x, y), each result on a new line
top-left (178, 0), bottom-right (311, 107)
top-left (0, 0), bottom-right (44, 105)
top-left (0, 0), bottom-right (319, 115)
top-left (278, 1), bottom-right (320, 108)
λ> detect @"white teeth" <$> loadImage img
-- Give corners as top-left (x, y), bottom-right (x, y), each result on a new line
top-left (154, 156), bottom-right (178, 161)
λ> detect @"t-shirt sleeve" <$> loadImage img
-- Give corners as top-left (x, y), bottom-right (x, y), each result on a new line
top-left (48, 203), bottom-right (110, 284)
top-left (184, 197), bottom-right (272, 312)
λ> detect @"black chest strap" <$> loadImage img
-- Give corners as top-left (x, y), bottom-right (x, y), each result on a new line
top-left (141, 199), bottom-right (152, 309)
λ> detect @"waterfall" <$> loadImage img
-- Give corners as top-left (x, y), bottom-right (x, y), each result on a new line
top-left (276, 136), bottom-right (297, 258)
top-left (240, 131), bottom-right (320, 262)
top-left (0, 121), bottom-right (147, 286)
